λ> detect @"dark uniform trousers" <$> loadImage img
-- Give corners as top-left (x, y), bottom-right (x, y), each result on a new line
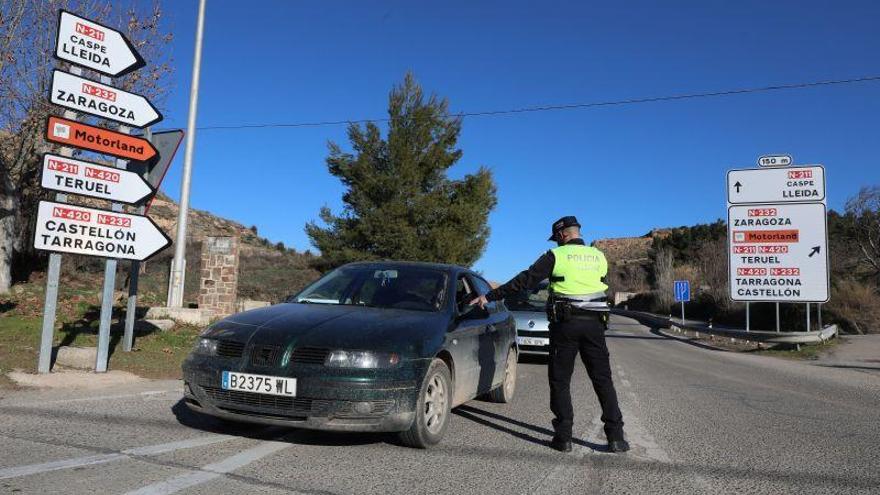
top-left (548, 312), bottom-right (624, 442)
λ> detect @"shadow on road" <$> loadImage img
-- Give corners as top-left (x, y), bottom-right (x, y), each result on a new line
top-left (171, 399), bottom-right (396, 447)
top-left (453, 404), bottom-right (608, 452)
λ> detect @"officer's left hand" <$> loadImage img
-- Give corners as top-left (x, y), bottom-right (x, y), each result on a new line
top-left (468, 295), bottom-right (489, 309)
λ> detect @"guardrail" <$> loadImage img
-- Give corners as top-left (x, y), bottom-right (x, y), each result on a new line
top-left (613, 309), bottom-right (838, 346)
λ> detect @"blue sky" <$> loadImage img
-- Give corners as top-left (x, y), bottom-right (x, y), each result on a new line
top-left (152, 0), bottom-right (880, 281)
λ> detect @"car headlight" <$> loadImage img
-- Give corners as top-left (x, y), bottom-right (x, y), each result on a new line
top-left (325, 350), bottom-right (400, 368)
top-left (193, 338), bottom-right (218, 355)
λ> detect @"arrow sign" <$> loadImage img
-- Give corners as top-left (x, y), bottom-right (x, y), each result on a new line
top-left (46, 116), bottom-right (158, 162)
top-left (54, 10), bottom-right (145, 77)
top-left (809, 246), bottom-right (821, 257)
top-left (34, 201), bottom-right (170, 262)
top-left (40, 153), bottom-right (155, 205)
top-left (734, 181), bottom-right (742, 193)
top-left (50, 70), bottom-right (162, 128)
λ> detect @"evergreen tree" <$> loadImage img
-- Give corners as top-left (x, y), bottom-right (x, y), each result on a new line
top-left (306, 73), bottom-right (497, 271)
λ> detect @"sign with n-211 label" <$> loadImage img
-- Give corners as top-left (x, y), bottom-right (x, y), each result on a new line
top-left (40, 153), bottom-right (155, 205)
top-left (727, 203), bottom-right (829, 302)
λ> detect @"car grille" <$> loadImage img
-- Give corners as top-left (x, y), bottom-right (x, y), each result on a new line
top-left (517, 330), bottom-right (550, 338)
top-left (216, 340), bottom-right (245, 358)
top-left (291, 347), bottom-right (330, 365)
top-left (249, 345), bottom-right (282, 367)
top-left (199, 386), bottom-right (394, 417)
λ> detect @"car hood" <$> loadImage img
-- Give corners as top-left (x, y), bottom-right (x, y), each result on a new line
top-left (202, 303), bottom-right (447, 356)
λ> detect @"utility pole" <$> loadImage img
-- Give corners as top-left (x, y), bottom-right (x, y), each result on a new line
top-left (168, 0), bottom-right (207, 307)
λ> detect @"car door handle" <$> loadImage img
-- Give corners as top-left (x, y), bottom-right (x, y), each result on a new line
top-left (486, 324), bottom-right (497, 333)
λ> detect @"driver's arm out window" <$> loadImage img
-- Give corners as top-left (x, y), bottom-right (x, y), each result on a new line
top-left (470, 275), bottom-right (497, 313)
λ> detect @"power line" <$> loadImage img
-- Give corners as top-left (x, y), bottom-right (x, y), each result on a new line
top-left (192, 75), bottom-right (880, 131)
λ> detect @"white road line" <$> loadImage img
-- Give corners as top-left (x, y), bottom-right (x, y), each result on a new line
top-left (10, 389), bottom-right (179, 406)
top-left (123, 440), bottom-right (291, 495)
top-left (0, 434), bottom-right (232, 480)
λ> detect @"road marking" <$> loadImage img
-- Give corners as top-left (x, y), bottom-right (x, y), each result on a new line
top-left (10, 389), bottom-right (180, 406)
top-left (123, 440), bottom-right (291, 495)
top-left (0, 434), bottom-right (232, 480)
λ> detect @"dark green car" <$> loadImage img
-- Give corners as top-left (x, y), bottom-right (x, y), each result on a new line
top-left (182, 261), bottom-right (518, 448)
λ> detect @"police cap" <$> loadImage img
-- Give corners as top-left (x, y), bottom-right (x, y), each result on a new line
top-left (549, 215), bottom-right (581, 241)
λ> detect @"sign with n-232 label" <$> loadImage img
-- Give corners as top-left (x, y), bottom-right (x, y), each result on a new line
top-left (727, 203), bottom-right (829, 302)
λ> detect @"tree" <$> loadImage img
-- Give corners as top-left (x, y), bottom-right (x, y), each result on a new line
top-left (306, 73), bottom-right (497, 271)
top-left (844, 185), bottom-right (880, 278)
top-left (0, 0), bottom-right (174, 293)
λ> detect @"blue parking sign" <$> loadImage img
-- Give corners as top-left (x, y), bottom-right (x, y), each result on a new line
top-left (674, 280), bottom-right (690, 302)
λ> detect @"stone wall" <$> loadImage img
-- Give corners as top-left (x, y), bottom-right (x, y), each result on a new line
top-left (198, 236), bottom-right (240, 317)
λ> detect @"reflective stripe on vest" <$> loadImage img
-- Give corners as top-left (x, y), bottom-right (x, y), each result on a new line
top-left (549, 244), bottom-right (609, 296)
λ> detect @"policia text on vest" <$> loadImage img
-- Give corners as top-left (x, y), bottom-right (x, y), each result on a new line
top-left (472, 215), bottom-right (630, 454)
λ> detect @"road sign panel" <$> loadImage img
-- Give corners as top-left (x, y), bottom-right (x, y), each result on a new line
top-left (127, 129), bottom-right (184, 214)
top-left (40, 153), bottom-right (155, 205)
top-left (727, 166), bottom-right (825, 205)
top-left (54, 10), bottom-right (145, 77)
top-left (50, 70), bottom-right (162, 128)
top-left (727, 203), bottom-right (829, 302)
top-left (757, 154), bottom-right (792, 168)
top-left (34, 201), bottom-right (170, 262)
top-left (46, 116), bottom-right (158, 162)
top-left (674, 280), bottom-right (690, 302)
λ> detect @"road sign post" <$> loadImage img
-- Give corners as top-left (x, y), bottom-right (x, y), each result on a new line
top-left (38, 65), bottom-right (84, 374)
top-left (674, 280), bottom-right (690, 324)
top-left (37, 9), bottom-right (171, 373)
top-left (726, 154), bottom-right (829, 335)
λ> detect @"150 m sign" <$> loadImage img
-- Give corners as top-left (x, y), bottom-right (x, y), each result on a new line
top-left (34, 201), bottom-right (171, 261)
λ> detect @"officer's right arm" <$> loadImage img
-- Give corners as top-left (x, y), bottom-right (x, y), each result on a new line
top-left (485, 251), bottom-right (555, 302)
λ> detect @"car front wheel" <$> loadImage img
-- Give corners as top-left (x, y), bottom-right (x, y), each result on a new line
top-left (399, 358), bottom-right (451, 449)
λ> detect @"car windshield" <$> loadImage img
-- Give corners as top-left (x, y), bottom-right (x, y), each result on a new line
top-left (507, 281), bottom-right (549, 312)
top-left (292, 266), bottom-right (447, 312)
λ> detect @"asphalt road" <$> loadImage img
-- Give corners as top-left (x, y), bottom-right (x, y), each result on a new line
top-left (1, 314), bottom-right (878, 494)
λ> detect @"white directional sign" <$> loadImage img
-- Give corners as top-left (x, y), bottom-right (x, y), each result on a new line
top-left (54, 10), bottom-right (145, 77)
top-left (727, 203), bottom-right (829, 302)
top-left (34, 201), bottom-right (170, 261)
top-left (727, 166), bottom-right (826, 205)
top-left (40, 154), bottom-right (155, 205)
top-left (50, 70), bottom-right (162, 128)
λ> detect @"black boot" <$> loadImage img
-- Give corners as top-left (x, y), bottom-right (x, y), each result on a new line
top-left (549, 436), bottom-right (572, 452)
top-left (607, 439), bottom-right (630, 453)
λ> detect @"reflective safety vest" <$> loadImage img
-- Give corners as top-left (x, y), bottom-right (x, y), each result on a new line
top-left (549, 244), bottom-right (608, 296)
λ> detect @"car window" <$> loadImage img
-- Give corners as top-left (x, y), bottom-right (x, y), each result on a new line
top-left (507, 280), bottom-right (549, 312)
top-left (294, 266), bottom-right (447, 312)
top-left (455, 275), bottom-right (476, 314)
top-left (469, 275), bottom-right (497, 313)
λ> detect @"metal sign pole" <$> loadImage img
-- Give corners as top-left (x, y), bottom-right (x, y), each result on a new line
top-left (123, 127), bottom-right (151, 352)
top-left (818, 303), bottom-right (823, 330)
top-left (37, 65), bottom-right (84, 374)
top-left (775, 302), bottom-right (780, 333)
top-left (95, 74), bottom-right (127, 373)
top-left (168, 0), bottom-right (207, 307)
top-left (805, 303), bottom-right (811, 333)
top-left (680, 301), bottom-right (685, 325)
top-left (745, 302), bottom-right (750, 333)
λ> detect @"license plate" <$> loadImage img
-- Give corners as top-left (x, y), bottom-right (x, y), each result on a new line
top-left (221, 371), bottom-right (296, 397)
top-left (517, 336), bottom-right (550, 346)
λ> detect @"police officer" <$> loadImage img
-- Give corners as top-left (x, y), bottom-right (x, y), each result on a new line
top-left (470, 216), bottom-right (629, 453)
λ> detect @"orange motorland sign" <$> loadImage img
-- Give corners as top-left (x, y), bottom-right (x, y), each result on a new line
top-left (46, 116), bottom-right (157, 162)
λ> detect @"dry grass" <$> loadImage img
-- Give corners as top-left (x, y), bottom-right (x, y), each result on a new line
top-left (826, 278), bottom-right (880, 334)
